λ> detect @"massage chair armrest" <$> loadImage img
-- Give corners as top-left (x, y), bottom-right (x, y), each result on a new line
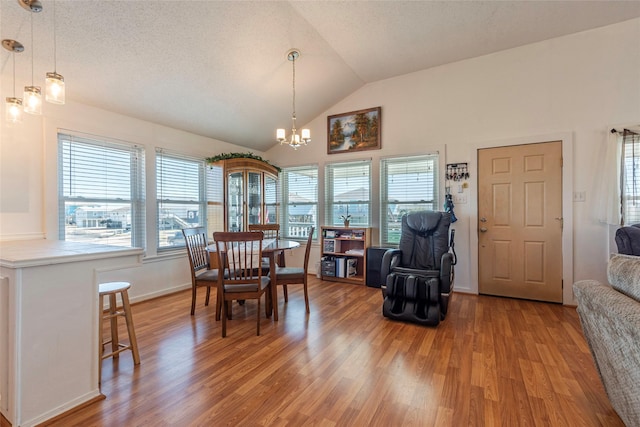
top-left (381, 249), bottom-right (402, 281)
top-left (440, 252), bottom-right (454, 294)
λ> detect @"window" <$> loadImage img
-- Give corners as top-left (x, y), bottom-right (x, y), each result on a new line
top-left (380, 154), bottom-right (439, 245)
top-left (58, 132), bottom-right (145, 247)
top-left (156, 149), bottom-right (206, 249)
top-left (325, 160), bottom-right (371, 226)
top-left (622, 129), bottom-right (640, 225)
top-left (281, 165), bottom-right (318, 239)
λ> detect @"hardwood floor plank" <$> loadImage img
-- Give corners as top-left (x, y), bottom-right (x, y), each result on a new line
top-left (42, 279), bottom-right (623, 426)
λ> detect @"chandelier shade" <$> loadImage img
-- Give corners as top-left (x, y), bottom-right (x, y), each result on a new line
top-left (276, 49), bottom-right (310, 149)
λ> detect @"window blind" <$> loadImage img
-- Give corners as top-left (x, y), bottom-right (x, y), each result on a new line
top-left (622, 129), bottom-right (640, 225)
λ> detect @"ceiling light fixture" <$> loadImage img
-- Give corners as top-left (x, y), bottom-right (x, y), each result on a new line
top-left (277, 49), bottom-right (310, 149)
top-left (45, 0), bottom-right (64, 104)
top-left (24, 4), bottom-right (42, 115)
top-left (3, 39), bottom-right (24, 123)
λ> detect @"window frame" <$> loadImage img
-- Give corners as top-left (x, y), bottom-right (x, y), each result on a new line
top-left (379, 154), bottom-right (439, 246)
top-left (325, 160), bottom-right (372, 227)
top-left (156, 148), bottom-right (207, 251)
top-left (57, 132), bottom-right (145, 248)
top-left (280, 164), bottom-right (318, 240)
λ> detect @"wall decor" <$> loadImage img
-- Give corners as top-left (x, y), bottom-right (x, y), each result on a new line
top-left (327, 106), bottom-right (381, 154)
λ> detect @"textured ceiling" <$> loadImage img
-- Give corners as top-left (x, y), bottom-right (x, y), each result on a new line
top-left (2, 0), bottom-right (640, 151)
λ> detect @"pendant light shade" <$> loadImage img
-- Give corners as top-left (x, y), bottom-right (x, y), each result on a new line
top-left (6, 98), bottom-right (23, 123)
top-left (24, 86), bottom-right (42, 114)
top-left (46, 72), bottom-right (65, 104)
top-left (2, 39), bottom-right (24, 123)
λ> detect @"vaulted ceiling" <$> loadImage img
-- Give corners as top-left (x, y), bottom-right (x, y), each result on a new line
top-left (2, 0), bottom-right (640, 151)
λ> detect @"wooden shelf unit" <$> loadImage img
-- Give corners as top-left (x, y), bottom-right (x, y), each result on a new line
top-left (320, 226), bottom-right (371, 285)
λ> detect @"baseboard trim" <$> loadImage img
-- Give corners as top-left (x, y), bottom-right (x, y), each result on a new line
top-left (34, 394), bottom-right (105, 427)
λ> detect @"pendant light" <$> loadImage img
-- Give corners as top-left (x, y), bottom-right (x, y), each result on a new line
top-left (45, 0), bottom-right (64, 104)
top-left (276, 49), bottom-right (310, 149)
top-left (24, 5), bottom-right (42, 115)
top-left (3, 39), bottom-right (24, 123)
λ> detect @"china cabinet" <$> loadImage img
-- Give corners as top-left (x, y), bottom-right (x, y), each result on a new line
top-left (208, 157), bottom-right (279, 232)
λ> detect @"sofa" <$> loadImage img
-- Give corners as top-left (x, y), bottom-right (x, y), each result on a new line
top-left (573, 254), bottom-right (640, 426)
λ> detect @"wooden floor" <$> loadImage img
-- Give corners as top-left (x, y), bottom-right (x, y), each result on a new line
top-left (46, 277), bottom-right (622, 426)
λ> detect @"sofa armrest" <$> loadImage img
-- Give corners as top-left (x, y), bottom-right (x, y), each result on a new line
top-left (573, 279), bottom-right (640, 427)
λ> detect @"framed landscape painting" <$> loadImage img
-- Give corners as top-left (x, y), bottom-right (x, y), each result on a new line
top-left (327, 107), bottom-right (381, 154)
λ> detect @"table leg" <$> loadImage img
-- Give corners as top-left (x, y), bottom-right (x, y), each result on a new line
top-left (269, 251), bottom-right (278, 321)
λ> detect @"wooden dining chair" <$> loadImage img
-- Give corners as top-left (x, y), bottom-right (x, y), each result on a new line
top-left (248, 223), bottom-right (285, 269)
top-left (183, 227), bottom-right (221, 317)
top-left (213, 231), bottom-right (271, 337)
top-left (274, 227), bottom-right (314, 313)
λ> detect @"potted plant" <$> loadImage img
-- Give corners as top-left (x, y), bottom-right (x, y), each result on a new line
top-left (341, 214), bottom-right (351, 228)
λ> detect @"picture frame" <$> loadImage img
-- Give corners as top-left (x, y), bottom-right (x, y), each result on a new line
top-left (327, 106), bottom-right (381, 154)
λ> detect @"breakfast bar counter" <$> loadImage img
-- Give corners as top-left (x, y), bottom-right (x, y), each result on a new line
top-left (0, 240), bottom-right (143, 427)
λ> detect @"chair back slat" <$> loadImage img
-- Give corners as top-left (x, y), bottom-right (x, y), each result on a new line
top-left (183, 227), bottom-right (209, 272)
top-left (248, 224), bottom-right (280, 239)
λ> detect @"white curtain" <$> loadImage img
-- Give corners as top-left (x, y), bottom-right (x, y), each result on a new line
top-left (595, 131), bottom-right (622, 225)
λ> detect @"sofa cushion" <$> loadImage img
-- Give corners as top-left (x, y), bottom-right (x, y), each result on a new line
top-left (615, 225), bottom-right (640, 255)
top-left (607, 254), bottom-right (640, 302)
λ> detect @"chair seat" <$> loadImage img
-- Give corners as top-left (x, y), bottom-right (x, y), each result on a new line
top-left (223, 276), bottom-right (270, 293)
top-left (99, 281), bottom-right (131, 295)
top-left (275, 266), bottom-right (304, 278)
top-left (195, 269), bottom-right (219, 281)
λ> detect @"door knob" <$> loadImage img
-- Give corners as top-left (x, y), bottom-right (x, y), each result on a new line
top-left (480, 227), bottom-right (488, 232)
top-left (480, 217), bottom-right (487, 222)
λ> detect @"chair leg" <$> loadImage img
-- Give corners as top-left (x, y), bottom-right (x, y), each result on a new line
top-left (190, 285), bottom-right (197, 316)
top-left (215, 287), bottom-right (222, 321)
top-left (121, 290), bottom-right (141, 365)
top-left (108, 294), bottom-right (119, 359)
top-left (256, 295), bottom-right (261, 336)
top-left (283, 285), bottom-right (288, 302)
top-left (221, 298), bottom-right (228, 338)
top-left (303, 278), bottom-right (310, 313)
top-left (204, 286), bottom-right (211, 306)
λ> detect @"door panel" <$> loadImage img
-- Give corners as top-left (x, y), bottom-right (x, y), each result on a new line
top-left (478, 141), bottom-right (563, 302)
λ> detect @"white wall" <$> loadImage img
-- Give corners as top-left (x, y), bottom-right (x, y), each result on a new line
top-left (1, 18), bottom-right (639, 304)
top-left (0, 98), bottom-right (260, 302)
top-left (266, 18), bottom-right (640, 302)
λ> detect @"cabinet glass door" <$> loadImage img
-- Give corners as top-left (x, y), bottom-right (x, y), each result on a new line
top-left (227, 172), bottom-right (243, 231)
top-left (264, 175), bottom-right (278, 224)
top-left (247, 172), bottom-right (262, 226)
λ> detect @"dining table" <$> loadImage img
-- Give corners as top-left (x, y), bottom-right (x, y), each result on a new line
top-left (207, 238), bottom-right (300, 321)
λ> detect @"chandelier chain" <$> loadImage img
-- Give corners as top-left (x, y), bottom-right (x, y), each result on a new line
top-left (292, 54), bottom-right (296, 121)
top-left (12, 50), bottom-right (17, 97)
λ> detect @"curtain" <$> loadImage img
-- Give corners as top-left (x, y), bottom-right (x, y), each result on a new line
top-left (595, 130), bottom-right (622, 225)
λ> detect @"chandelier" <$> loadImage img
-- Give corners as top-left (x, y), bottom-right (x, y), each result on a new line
top-left (276, 49), bottom-right (310, 149)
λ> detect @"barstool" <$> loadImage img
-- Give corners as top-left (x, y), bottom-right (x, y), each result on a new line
top-left (98, 281), bottom-right (140, 383)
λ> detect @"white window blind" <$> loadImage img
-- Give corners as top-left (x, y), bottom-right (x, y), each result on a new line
top-left (58, 132), bottom-right (145, 248)
top-left (206, 163), bottom-right (225, 236)
top-left (156, 149), bottom-right (206, 249)
top-left (281, 165), bottom-right (318, 239)
top-left (380, 155), bottom-right (439, 245)
top-left (325, 160), bottom-right (371, 226)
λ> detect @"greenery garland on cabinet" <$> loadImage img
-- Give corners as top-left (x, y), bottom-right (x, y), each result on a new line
top-left (205, 152), bottom-right (281, 172)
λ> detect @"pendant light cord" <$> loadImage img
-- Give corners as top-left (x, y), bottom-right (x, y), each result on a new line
top-left (53, 0), bottom-right (57, 73)
top-left (30, 11), bottom-right (34, 85)
top-left (12, 51), bottom-right (16, 97)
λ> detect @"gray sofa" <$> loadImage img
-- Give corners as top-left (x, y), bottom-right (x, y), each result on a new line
top-left (573, 254), bottom-right (640, 426)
